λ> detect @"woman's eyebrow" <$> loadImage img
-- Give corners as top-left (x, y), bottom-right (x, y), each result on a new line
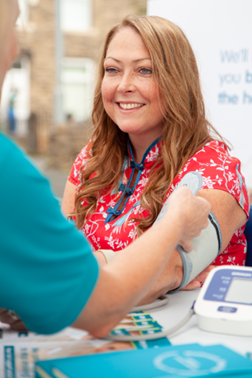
top-left (104, 57), bottom-right (151, 63)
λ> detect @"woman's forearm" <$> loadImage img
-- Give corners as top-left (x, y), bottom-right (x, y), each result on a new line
top-left (136, 249), bottom-right (183, 304)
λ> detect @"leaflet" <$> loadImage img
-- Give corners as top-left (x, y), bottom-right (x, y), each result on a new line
top-left (0, 311), bottom-right (170, 378)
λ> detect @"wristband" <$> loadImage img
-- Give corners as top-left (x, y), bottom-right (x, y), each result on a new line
top-left (97, 249), bottom-right (116, 263)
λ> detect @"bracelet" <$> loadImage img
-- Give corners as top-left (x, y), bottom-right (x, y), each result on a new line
top-left (97, 249), bottom-right (116, 263)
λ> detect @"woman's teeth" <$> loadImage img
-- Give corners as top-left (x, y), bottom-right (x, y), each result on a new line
top-left (119, 103), bottom-right (144, 109)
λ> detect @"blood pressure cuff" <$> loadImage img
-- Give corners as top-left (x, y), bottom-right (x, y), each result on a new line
top-left (171, 210), bottom-right (222, 292)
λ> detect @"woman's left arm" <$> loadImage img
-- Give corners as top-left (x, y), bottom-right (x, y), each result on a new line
top-left (196, 188), bottom-right (247, 252)
top-left (136, 188), bottom-right (247, 304)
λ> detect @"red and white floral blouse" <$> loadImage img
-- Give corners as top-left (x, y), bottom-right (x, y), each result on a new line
top-left (68, 139), bottom-right (249, 266)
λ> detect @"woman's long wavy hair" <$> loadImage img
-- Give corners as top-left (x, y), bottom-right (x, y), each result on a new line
top-left (74, 15), bottom-right (227, 234)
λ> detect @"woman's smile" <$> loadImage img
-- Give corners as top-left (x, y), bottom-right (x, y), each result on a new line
top-left (117, 102), bottom-right (145, 111)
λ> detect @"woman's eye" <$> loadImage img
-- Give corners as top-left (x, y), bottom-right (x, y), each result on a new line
top-left (105, 67), bottom-right (118, 73)
top-left (139, 68), bottom-right (152, 74)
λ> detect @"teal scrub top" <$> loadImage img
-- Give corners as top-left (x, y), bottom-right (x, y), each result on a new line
top-left (0, 133), bottom-right (99, 334)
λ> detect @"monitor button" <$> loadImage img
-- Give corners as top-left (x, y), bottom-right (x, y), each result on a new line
top-left (218, 306), bottom-right (237, 313)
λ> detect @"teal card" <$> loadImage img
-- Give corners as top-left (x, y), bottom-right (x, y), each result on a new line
top-left (35, 343), bottom-right (252, 378)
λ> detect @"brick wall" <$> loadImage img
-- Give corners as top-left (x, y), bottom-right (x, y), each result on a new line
top-left (18, 0), bottom-right (55, 152)
top-left (17, 0), bottom-right (147, 153)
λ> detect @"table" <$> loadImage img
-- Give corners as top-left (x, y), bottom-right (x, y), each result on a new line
top-left (147, 289), bottom-right (252, 357)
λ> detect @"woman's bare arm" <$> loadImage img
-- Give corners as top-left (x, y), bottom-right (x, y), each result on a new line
top-left (137, 189), bottom-right (247, 303)
top-left (62, 177), bottom-right (246, 303)
top-left (197, 189), bottom-right (247, 249)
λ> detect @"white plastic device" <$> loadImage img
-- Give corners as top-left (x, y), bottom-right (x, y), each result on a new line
top-left (194, 265), bottom-right (252, 336)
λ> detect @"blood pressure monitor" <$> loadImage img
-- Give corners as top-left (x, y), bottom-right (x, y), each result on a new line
top-left (194, 266), bottom-right (252, 336)
top-left (108, 266), bottom-right (252, 342)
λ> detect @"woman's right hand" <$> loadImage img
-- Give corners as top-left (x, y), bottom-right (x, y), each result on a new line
top-left (165, 186), bottom-right (211, 252)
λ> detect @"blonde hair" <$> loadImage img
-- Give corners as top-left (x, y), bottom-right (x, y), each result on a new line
top-left (74, 15), bottom-right (226, 234)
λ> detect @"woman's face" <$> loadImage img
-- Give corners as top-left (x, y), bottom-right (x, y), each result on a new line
top-left (102, 27), bottom-right (164, 148)
top-left (0, 0), bottom-right (19, 94)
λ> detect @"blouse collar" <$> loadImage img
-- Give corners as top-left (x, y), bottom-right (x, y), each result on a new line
top-left (128, 137), bottom-right (162, 170)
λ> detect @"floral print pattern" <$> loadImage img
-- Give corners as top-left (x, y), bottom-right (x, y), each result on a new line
top-left (69, 140), bottom-right (249, 266)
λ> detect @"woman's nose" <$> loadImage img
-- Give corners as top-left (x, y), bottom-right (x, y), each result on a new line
top-left (117, 73), bottom-right (135, 93)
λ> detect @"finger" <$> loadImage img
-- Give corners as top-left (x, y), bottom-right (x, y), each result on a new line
top-left (182, 265), bottom-right (215, 291)
top-left (192, 272), bottom-right (208, 283)
top-left (181, 280), bottom-right (201, 291)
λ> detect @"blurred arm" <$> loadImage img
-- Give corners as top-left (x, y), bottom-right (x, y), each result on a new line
top-left (61, 180), bottom-right (76, 216)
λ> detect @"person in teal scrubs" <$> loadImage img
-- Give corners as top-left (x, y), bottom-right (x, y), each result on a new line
top-left (0, 132), bottom-right (99, 334)
top-left (0, 0), bottom-right (210, 337)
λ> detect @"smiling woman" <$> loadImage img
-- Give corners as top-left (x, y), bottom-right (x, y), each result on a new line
top-left (62, 15), bottom-right (249, 302)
